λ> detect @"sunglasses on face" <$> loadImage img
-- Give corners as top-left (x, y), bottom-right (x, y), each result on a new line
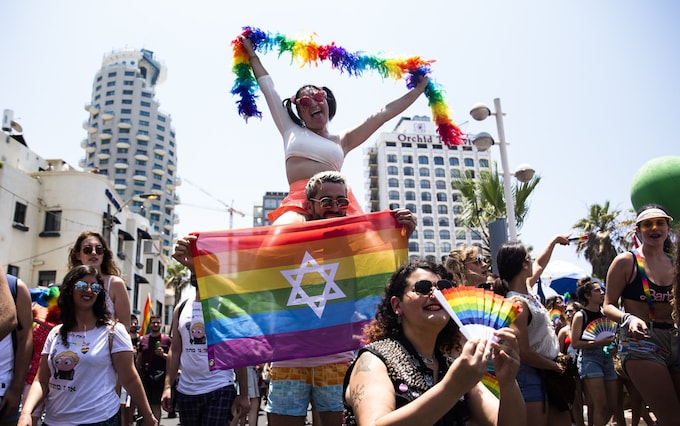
top-left (466, 255), bottom-right (485, 266)
top-left (74, 280), bottom-right (103, 294)
top-left (565, 309), bottom-right (575, 314)
top-left (413, 279), bottom-right (453, 296)
top-left (309, 197), bottom-right (350, 210)
top-left (295, 91), bottom-right (326, 108)
top-left (638, 219), bottom-right (667, 231)
top-left (81, 245), bottom-right (104, 255)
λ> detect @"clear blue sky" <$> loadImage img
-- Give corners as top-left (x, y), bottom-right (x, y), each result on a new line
top-left (2, 1), bottom-right (678, 275)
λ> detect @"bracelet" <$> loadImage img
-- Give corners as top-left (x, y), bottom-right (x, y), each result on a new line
top-left (621, 313), bottom-right (632, 327)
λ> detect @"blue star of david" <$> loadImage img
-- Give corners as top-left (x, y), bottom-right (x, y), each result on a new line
top-left (280, 251), bottom-right (346, 318)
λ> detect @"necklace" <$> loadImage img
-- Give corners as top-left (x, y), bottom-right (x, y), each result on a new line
top-left (418, 353), bottom-right (435, 365)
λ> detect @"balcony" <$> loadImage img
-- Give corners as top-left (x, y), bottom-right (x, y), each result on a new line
top-left (116, 141), bottom-right (131, 149)
top-left (97, 153), bottom-right (110, 160)
top-left (132, 175), bottom-right (147, 182)
top-left (136, 133), bottom-right (150, 141)
top-left (100, 133), bottom-right (112, 141)
top-left (117, 120), bottom-right (132, 129)
top-left (113, 163), bottom-right (129, 170)
top-left (152, 168), bottom-right (165, 176)
top-left (114, 183), bottom-right (127, 190)
top-left (134, 154), bottom-right (149, 162)
top-left (101, 111), bottom-right (115, 121)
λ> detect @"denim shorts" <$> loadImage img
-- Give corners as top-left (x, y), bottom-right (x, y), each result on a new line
top-left (515, 362), bottom-right (545, 402)
top-left (578, 348), bottom-right (617, 380)
top-left (619, 324), bottom-right (680, 373)
top-left (265, 363), bottom-right (348, 416)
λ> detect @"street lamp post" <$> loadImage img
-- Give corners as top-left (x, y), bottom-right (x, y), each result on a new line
top-left (470, 98), bottom-right (534, 243)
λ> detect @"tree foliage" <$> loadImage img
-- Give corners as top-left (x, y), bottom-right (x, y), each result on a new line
top-left (452, 165), bottom-right (541, 253)
top-left (165, 261), bottom-right (191, 307)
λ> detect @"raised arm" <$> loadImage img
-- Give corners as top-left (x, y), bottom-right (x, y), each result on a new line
top-left (242, 38), bottom-right (268, 79)
top-left (340, 76), bottom-right (429, 155)
top-left (161, 303), bottom-right (183, 413)
top-left (528, 234), bottom-right (570, 286)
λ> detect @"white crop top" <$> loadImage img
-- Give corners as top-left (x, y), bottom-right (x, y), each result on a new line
top-left (258, 75), bottom-right (344, 172)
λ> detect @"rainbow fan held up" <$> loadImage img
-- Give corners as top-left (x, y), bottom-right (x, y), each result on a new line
top-left (231, 26), bottom-right (464, 147)
top-left (434, 287), bottom-right (523, 341)
top-left (582, 317), bottom-right (617, 341)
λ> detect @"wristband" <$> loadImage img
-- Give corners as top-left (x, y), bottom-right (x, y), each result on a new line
top-left (621, 313), bottom-right (633, 328)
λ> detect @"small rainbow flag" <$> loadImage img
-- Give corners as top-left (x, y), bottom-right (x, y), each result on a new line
top-left (141, 293), bottom-right (153, 334)
top-left (192, 211), bottom-right (408, 370)
top-left (549, 308), bottom-right (563, 324)
top-left (568, 235), bottom-right (589, 243)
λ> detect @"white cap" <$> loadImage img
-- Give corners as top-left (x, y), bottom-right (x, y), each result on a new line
top-left (635, 207), bottom-right (673, 224)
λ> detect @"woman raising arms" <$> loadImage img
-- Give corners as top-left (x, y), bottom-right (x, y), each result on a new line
top-left (603, 205), bottom-right (680, 426)
top-left (241, 37), bottom-right (429, 225)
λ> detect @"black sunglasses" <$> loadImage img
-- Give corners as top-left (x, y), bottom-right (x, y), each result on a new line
top-left (82, 245), bottom-right (105, 255)
top-left (414, 279), bottom-right (453, 296)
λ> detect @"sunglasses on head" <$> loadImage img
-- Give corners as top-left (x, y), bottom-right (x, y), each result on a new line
top-left (413, 279), bottom-right (453, 296)
top-left (309, 197), bottom-right (350, 210)
top-left (81, 245), bottom-right (104, 255)
top-left (295, 91), bottom-right (326, 108)
top-left (74, 280), bottom-right (103, 294)
top-left (638, 218), bottom-right (667, 231)
top-left (466, 254), bottom-right (485, 265)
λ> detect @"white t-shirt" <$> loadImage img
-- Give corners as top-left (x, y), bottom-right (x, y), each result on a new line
top-left (0, 332), bottom-right (13, 397)
top-left (41, 322), bottom-right (132, 425)
top-left (176, 300), bottom-right (235, 395)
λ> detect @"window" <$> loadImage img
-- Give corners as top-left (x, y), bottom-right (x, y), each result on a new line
top-left (433, 156), bottom-right (444, 165)
top-left (139, 120), bottom-right (149, 127)
top-left (121, 108), bottom-right (132, 114)
top-left (123, 80), bottom-right (134, 86)
top-left (387, 154), bottom-right (397, 163)
top-left (418, 168), bottom-right (429, 177)
top-left (124, 71), bottom-right (135, 76)
top-left (418, 156), bottom-right (429, 165)
top-left (422, 204), bottom-right (433, 214)
top-left (422, 216), bottom-right (434, 226)
top-left (409, 242), bottom-right (419, 252)
top-left (471, 230), bottom-right (482, 240)
top-left (423, 230), bottom-right (435, 239)
top-left (388, 178), bottom-right (399, 188)
top-left (436, 180), bottom-right (447, 190)
top-left (409, 230), bottom-right (418, 239)
top-left (38, 271), bottom-right (57, 287)
top-left (105, 90), bottom-right (115, 96)
top-left (108, 72), bottom-right (117, 77)
top-left (439, 217), bottom-right (449, 226)
top-left (464, 158), bottom-right (475, 167)
top-left (440, 230), bottom-right (451, 239)
top-left (436, 192), bottom-right (447, 202)
top-left (140, 111), bottom-right (150, 117)
top-left (420, 180), bottom-right (431, 189)
top-left (456, 230), bottom-right (467, 240)
top-left (389, 191), bottom-right (400, 200)
top-left (40, 210), bottom-right (62, 237)
top-left (421, 192), bottom-right (432, 201)
top-left (406, 203), bottom-right (416, 213)
top-left (122, 99), bottom-right (132, 105)
top-left (404, 167), bottom-right (414, 176)
top-left (106, 81), bottom-right (115, 87)
top-left (156, 125), bottom-right (165, 132)
top-left (387, 166), bottom-right (398, 175)
top-left (480, 159), bottom-right (489, 168)
top-left (12, 202), bottom-right (28, 231)
top-left (404, 179), bottom-right (415, 188)
top-left (441, 242), bottom-right (452, 253)
top-left (450, 169), bottom-right (461, 178)
top-left (438, 205), bottom-right (448, 214)
top-left (434, 168), bottom-right (446, 177)
top-left (141, 101), bottom-right (151, 107)
top-left (453, 205), bottom-right (462, 214)
top-left (449, 158), bottom-right (460, 166)
top-left (403, 155), bottom-right (413, 164)
top-left (424, 242), bottom-right (436, 253)
top-left (405, 191), bottom-right (416, 201)
top-left (389, 203), bottom-right (400, 210)
top-left (465, 170), bottom-right (476, 179)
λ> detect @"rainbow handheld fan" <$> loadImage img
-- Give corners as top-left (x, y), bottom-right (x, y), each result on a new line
top-left (582, 317), bottom-right (617, 341)
top-left (434, 287), bottom-right (523, 341)
top-left (549, 308), bottom-right (562, 323)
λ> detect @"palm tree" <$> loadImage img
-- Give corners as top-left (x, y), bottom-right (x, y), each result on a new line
top-left (165, 261), bottom-right (191, 307)
top-left (572, 201), bottom-right (634, 281)
top-left (453, 164), bottom-right (541, 253)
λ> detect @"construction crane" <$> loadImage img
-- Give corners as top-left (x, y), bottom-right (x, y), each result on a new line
top-left (184, 179), bottom-right (245, 229)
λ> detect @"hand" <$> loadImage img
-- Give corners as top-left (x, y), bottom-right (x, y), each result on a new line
top-left (160, 387), bottom-right (173, 413)
top-left (414, 75), bottom-right (429, 92)
top-left (490, 328), bottom-right (521, 383)
top-left (234, 394), bottom-right (250, 416)
top-left (0, 387), bottom-right (21, 420)
top-left (241, 37), bottom-right (256, 57)
top-left (142, 415), bottom-right (159, 426)
top-left (553, 234), bottom-right (571, 246)
top-left (392, 208), bottom-right (416, 237)
top-left (445, 339), bottom-right (490, 392)
top-left (172, 235), bottom-right (196, 270)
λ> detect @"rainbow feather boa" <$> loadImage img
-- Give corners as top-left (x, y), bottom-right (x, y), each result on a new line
top-left (231, 27), bottom-right (463, 146)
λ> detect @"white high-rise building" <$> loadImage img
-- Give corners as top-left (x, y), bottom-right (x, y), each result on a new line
top-left (365, 115), bottom-right (490, 262)
top-left (81, 48), bottom-right (179, 256)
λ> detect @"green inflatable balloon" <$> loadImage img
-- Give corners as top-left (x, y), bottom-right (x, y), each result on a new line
top-left (630, 156), bottom-right (680, 224)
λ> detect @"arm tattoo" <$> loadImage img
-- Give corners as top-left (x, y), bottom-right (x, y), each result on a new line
top-left (355, 355), bottom-right (372, 373)
top-left (350, 383), bottom-right (366, 409)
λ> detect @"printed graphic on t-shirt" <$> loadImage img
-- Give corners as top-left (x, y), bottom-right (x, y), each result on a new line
top-left (52, 350), bottom-right (79, 380)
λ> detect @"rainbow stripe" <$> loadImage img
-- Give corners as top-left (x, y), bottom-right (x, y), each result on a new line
top-left (141, 293), bottom-right (153, 334)
top-left (231, 26), bottom-right (464, 147)
top-left (582, 317), bottom-right (617, 341)
top-left (481, 372), bottom-right (500, 398)
top-left (193, 211), bottom-right (408, 370)
top-left (568, 235), bottom-right (589, 243)
top-left (549, 308), bottom-right (562, 324)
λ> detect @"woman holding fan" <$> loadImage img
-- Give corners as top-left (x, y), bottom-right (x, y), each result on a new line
top-left (571, 278), bottom-right (617, 426)
top-left (342, 259), bottom-right (524, 426)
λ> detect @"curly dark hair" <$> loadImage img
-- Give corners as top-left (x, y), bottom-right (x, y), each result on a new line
top-left (363, 259), bottom-right (460, 354)
top-left (58, 265), bottom-right (111, 345)
top-left (282, 85), bottom-right (337, 127)
top-left (67, 230), bottom-right (120, 276)
top-left (575, 277), bottom-right (601, 305)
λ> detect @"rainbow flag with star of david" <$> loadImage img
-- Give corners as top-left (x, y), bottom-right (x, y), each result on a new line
top-left (191, 211), bottom-right (408, 370)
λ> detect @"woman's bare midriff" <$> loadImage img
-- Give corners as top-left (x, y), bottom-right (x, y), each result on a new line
top-left (285, 156), bottom-right (341, 184)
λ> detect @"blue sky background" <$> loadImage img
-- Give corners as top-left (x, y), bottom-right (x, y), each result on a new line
top-left (2, 1), bottom-right (678, 275)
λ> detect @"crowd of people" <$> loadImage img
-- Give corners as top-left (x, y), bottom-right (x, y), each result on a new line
top-left (1, 34), bottom-right (678, 426)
